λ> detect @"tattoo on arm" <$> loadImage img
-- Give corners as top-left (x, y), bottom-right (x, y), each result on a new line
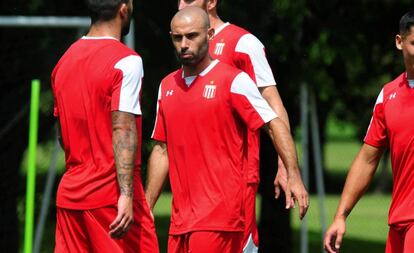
top-left (112, 111), bottom-right (137, 197)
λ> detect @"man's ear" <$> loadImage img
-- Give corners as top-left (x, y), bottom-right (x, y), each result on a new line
top-left (206, 0), bottom-right (217, 12)
top-left (207, 27), bottom-right (215, 40)
top-left (396, 34), bottom-right (403, 51)
top-left (119, 3), bottom-right (129, 19)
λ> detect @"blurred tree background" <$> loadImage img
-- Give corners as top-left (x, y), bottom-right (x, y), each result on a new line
top-left (0, 0), bottom-right (412, 252)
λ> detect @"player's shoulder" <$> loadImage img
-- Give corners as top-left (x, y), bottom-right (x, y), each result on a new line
top-left (214, 61), bottom-right (256, 86)
top-left (161, 69), bottom-right (182, 86)
top-left (109, 41), bottom-right (140, 59)
top-left (383, 72), bottom-right (406, 93)
top-left (374, 72), bottom-right (406, 105)
top-left (224, 24), bottom-right (248, 36)
top-left (223, 24), bottom-right (264, 53)
top-left (215, 61), bottom-right (243, 76)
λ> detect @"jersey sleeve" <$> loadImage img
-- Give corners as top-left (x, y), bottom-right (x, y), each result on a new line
top-left (235, 34), bottom-right (276, 87)
top-left (111, 55), bottom-right (143, 115)
top-left (230, 72), bottom-right (277, 131)
top-left (151, 84), bottom-right (166, 142)
top-left (364, 88), bottom-right (388, 147)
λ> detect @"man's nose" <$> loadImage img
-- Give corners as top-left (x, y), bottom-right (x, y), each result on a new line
top-left (180, 37), bottom-right (189, 49)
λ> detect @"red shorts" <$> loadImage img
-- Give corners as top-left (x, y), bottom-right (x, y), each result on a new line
top-left (243, 183), bottom-right (259, 253)
top-left (54, 198), bottom-right (159, 253)
top-left (168, 231), bottom-right (243, 253)
top-left (386, 222), bottom-right (414, 253)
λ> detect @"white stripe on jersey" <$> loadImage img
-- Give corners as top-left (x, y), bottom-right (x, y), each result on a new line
top-left (213, 22), bottom-right (230, 36)
top-left (114, 55), bottom-right (143, 115)
top-left (235, 34), bottom-right (276, 88)
top-left (375, 88), bottom-right (384, 105)
top-left (366, 88), bottom-right (384, 135)
top-left (230, 72), bottom-right (277, 123)
top-left (151, 84), bottom-right (163, 138)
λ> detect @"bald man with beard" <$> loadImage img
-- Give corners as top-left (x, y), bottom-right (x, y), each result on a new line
top-left (145, 7), bottom-right (308, 253)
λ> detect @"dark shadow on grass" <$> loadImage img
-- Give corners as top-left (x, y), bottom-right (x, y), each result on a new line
top-left (154, 215), bottom-right (170, 253)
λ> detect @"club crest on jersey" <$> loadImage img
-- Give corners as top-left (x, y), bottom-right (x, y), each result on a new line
top-left (203, 85), bottom-right (216, 99)
top-left (214, 42), bottom-right (225, 55)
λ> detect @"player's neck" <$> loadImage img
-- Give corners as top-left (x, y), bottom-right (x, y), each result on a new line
top-left (182, 56), bottom-right (213, 77)
top-left (406, 66), bottom-right (414, 80)
top-left (209, 13), bottom-right (225, 31)
top-left (86, 21), bottom-right (121, 40)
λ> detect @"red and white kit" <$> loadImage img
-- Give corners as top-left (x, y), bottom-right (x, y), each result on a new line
top-left (364, 73), bottom-right (414, 253)
top-left (210, 22), bottom-right (277, 250)
top-left (152, 60), bottom-right (277, 252)
top-left (52, 36), bottom-right (158, 253)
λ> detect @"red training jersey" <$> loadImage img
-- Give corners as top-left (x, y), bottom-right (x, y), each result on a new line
top-left (364, 72), bottom-right (414, 225)
top-left (152, 60), bottom-right (277, 234)
top-left (209, 23), bottom-right (277, 183)
top-left (51, 36), bottom-right (144, 210)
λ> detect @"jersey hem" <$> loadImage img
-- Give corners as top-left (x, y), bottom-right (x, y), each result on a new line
top-left (56, 199), bottom-right (117, 210)
top-left (169, 226), bottom-right (244, 235)
top-left (256, 82), bottom-right (277, 88)
top-left (363, 139), bottom-right (387, 148)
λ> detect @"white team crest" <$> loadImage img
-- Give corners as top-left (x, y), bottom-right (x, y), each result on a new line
top-left (203, 85), bottom-right (216, 99)
top-left (214, 42), bottom-right (225, 55)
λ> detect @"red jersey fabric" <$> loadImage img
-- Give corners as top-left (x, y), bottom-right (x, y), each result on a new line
top-left (152, 60), bottom-right (277, 234)
top-left (364, 73), bottom-right (414, 225)
top-left (51, 37), bottom-right (144, 209)
top-left (209, 23), bottom-right (277, 184)
top-left (209, 23), bottom-right (276, 87)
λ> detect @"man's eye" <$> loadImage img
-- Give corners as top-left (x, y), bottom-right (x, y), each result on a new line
top-left (186, 33), bottom-right (197, 39)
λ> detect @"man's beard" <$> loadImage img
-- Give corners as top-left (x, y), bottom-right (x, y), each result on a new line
top-left (177, 40), bottom-right (209, 66)
top-left (121, 10), bottom-right (132, 36)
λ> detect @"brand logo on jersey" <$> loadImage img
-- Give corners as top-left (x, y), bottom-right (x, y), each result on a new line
top-left (389, 92), bottom-right (396, 100)
top-left (203, 85), bottom-right (216, 99)
top-left (214, 42), bottom-right (226, 55)
top-left (166, 90), bottom-right (174, 96)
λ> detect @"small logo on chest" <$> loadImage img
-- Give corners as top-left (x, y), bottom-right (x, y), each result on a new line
top-left (166, 90), bottom-right (174, 96)
top-left (389, 92), bottom-right (397, 100)
top-left (214, 42), bottom-right (226, 55)
top-left (203, 84), bottom-right (216, 99)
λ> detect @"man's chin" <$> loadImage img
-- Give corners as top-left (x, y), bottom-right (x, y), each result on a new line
top-left (180, 58), bottom-right (196, 66)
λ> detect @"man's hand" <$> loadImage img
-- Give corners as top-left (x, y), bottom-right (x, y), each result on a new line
top-left (274, 158), bottom-right (296, 210)
top-left (109, 195), bottom-right (134, 239)
top-left (274, 155), bottom-right (308, 218)
top-left (284, 169), bottom-right (309, 219)
top-left (274, 158), bottom-right (288, 199)
top-left (324, 216), bottom-right (346, 253)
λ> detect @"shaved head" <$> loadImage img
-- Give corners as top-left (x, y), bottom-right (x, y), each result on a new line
top-left (169, 6), bottom-right (214, 73)
top-left (171, 6), bottom-right (210, 31)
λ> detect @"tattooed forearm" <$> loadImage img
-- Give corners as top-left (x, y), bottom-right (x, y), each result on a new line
top-left (112, 111), bottom-right (137, 197)
top-left (118, 173), bottom-right (134, 197)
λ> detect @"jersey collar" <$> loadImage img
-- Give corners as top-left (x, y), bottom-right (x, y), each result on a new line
top-left (213, 22), bottom-right (230, 37)
top-left (81, 36), bottom-right (119, 41)
top-left (181, 60), bottom-right (219, 86)
top-left (404, 72), bottom-right (414, 88)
